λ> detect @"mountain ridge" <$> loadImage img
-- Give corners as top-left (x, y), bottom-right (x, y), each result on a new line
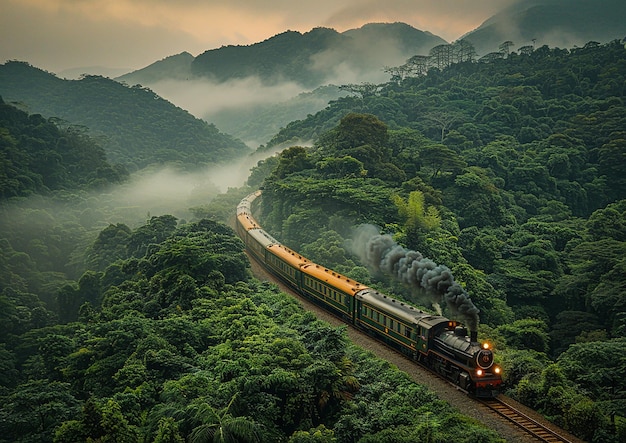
top-left (463, 0), bottom-right (626, 55)
top-left (117, 23), bottom-right (447, 88)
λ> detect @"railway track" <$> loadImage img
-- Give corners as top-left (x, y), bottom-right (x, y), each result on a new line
top-left (479, 396), bottom-right (576, 443)
top-left (248, 255), bottom-right (586, 442)
top-left (237, 208), bottom-right (583, 442)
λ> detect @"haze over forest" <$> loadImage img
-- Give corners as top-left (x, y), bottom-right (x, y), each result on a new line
top-left (1, 0), bottom-right (626, 442)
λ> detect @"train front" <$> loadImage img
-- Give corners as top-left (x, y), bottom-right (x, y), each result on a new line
top-left (470, 335), bottom-right (502, 397)
top-left (435, 326), bottom-right (503, 397)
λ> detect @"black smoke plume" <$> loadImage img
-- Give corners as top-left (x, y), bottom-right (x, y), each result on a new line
top-left (350, 224), bottom-right (479, 331)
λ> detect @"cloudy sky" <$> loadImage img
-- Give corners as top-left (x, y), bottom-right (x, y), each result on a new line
top-left (1, 0), bottom-right (517, 74)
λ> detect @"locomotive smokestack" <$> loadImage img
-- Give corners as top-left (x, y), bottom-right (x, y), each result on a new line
top-left (470, 330), bottom-right (478, 343)
top-left (350, 224), bottom-right (480, 330)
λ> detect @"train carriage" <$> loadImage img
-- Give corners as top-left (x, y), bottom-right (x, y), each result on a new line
top-left (236, 190), bottom-right (261, 215)
top-left (245, 228), bottom-right (279, 264)
top-left (235, 190), bottom-right (262, 238)
top-left (235, 211), bottom-right (260, 239)
top-left (356, 289), bottom-right (448, 358)
top-left (299, 263), bottom-right (362, 318)
top-left (264, 243), bottom-right (309, 288)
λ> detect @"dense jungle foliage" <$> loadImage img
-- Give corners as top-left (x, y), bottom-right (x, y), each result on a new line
top-left (252, 40), bottom-right (626, 441)
top-left (0, 97), bottom-right (128, 198)
top-left (1, 39), bottom-right (625, 442)
top-left (0, 61), bottom-right (250, 171)
top-left (0, 207), bottom-right (503, 442)
top-left (0, 100), bottom-right (500, 440)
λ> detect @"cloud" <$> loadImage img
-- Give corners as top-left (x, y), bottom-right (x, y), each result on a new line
top-left (149, 76), bottom-right (305, 122)
top-left (1, 0), bottom-right (200, 73)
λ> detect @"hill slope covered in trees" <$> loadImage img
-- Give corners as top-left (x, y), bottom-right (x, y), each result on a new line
top-left (1, 32), bottom-right (626, 443)
top-left (0, 97), bottom-right (127, 199)
top-left (248, 40), bottom-right (626, 441)
top-left (0, 207), bottom-right (504, 442)
top-left (0, 61), bottom-right (250, 171)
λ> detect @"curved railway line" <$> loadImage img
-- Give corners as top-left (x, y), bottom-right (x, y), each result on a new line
top-left (235, 194), bottom-right (584, 443)
top-left (247, 255), bottom-right (584, 443)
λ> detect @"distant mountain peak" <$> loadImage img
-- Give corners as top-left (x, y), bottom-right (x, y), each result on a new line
top-left (188, 22), bottom-right (446, 87)
top-left (115, 51), bottom-right (195, 84)
top-left (463, 0), bottom-right (626, 55)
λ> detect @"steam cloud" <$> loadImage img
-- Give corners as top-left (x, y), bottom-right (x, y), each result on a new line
top-left (351, 224), bottom-right (479, 331)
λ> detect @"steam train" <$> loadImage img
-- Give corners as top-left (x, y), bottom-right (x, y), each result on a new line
top-left (236, 191), bottom-right (502, 397)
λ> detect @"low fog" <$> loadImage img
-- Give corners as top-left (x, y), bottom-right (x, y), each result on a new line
top-left (308, 32), bottom-right (416, 85)
top-left (136, 34), bottom-right (413, 142)
top-left (150, 76), bottom-right (306, 128)
top-left (104, 148), bottom-right (282, 224)
top-left (0, 148), bottom-right (283, 266)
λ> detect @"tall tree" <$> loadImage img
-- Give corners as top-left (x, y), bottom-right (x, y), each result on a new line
top-left (189, 395), bottom-right (261, 443)
top-left (429, 44), bottom-right (453, 70)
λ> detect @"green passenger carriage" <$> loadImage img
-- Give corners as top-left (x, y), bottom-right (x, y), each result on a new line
top-left (235, 191), bottom-right (502, 397)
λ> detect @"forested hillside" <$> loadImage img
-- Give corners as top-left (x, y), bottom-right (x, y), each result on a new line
top-left (249, 40), bottom-right (626, 441)
top-left (0, 61), bottom-right (250, 171)
top-left (267, 40), bottom-right (626, 215)
top-left (1, 36), bottom-right (626, 443)
top-left (0, 97), bottom-right (127, 198)
top-left (0, 208), bottom-right (503, 442)
top-left (191, 23), bottom-right (445, 87)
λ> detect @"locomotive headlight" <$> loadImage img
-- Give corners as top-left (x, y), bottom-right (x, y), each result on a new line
top-left (476, 369), bottom-right (483, 377)
top-left (482, 342), bottom-right (490, 350)
top-left (494, 366), bottom-right (501, 375)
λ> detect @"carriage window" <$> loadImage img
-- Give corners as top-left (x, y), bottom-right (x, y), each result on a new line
top-left (405, 327), bottom-right (412, 338)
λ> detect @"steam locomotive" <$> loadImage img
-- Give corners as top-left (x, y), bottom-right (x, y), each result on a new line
top-left (236, 191), bottom-right (502, 397)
